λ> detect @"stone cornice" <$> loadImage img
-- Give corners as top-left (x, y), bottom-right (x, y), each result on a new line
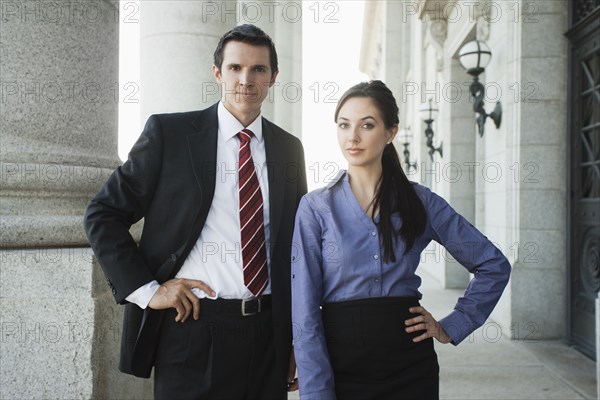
top-left (418, 0), bottom-right (450, 20)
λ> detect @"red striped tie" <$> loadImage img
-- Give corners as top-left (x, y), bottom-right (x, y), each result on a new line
top-left (237, 129), bottom-right (268, 297)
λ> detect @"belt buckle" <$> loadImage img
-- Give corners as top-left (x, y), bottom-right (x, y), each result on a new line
top-left (241, 297), bottom-right (261, 316)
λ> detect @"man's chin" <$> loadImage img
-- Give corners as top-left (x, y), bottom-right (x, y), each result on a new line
top-left (243, 94), bottom-right (262, 102)
top-left (224, 93), bottom-right (263, 104)
top-left (225, 100), bottom-right (261, 109)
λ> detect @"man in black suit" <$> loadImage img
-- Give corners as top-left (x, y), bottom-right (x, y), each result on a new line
top-left (84, 24), bottom-right (306, 399)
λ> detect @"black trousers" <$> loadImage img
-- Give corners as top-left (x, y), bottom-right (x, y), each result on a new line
top-left (322, 297), bottom-right (439, 400)
top-left (153, 299), bottom-right (285, 400)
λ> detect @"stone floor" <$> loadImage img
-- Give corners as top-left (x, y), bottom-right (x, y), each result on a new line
top-left (289, 270), bottom-right (597, 400)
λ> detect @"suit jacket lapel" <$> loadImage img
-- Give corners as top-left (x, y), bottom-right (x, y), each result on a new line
top-left (188, 103), bottom-right (218, 189)
top-left (263, 120), bottom-right (285, 257)
top-left (186, 104), bottom-right (219, 243)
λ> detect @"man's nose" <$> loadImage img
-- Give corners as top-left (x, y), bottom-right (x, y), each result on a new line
top-left (239, 70), bottom-right (253, 86)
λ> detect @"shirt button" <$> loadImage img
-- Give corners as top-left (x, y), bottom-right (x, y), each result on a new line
top-left (374, 278), bottom-right (379, 283)
top-left (373, 255), bottom-right (379, 260)
top-left (371, 231), bottom-right (377, 237)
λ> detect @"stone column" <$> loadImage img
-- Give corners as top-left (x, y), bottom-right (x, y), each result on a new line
top-left (271, 0), bottom-right (302, 136)
top-left (0, 1), bottom-right (151, 398)
top-left (139, 0), bottom-right (236, 122)
top-left (498, 0), bottom-right (569, 338)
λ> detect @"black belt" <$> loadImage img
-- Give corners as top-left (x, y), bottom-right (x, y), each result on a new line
top-left (200, 295), bottom-right (272, 317)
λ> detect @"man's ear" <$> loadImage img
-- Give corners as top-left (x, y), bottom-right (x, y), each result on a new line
top-left (212, 65), bottom-right (222, 82)
top-left (268, 70), bottom-right (279, 88)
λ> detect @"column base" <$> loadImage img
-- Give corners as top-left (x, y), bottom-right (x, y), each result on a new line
top-left (0, 248), bottom-right (153, 398)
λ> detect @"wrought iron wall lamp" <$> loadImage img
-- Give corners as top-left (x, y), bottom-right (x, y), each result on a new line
top-left (419, 99), bottom-right (443, 161)
top-left (458, 40), bottom-right (502, 137)
top-left (398, 128), bottom-right (418, 172)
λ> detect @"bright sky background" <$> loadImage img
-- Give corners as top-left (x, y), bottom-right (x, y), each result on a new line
top-left (118, 1), bottom-right (367, 191)
top-left (301, 1), bottom-right (368, 190)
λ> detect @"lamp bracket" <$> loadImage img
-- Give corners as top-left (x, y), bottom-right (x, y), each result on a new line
top-left (469, 77), bottom-right (502, 137)
top-left (424, 120), bottom-right (443, 161)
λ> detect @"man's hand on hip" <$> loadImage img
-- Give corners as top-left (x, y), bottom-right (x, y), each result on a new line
top-left (148, 278), bottom-right (215, 323)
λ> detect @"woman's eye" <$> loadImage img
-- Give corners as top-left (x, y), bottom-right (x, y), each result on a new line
top-left (362, 123), bottom-right (374, 129)
top-left (338, 123), bottom-right (348, 129)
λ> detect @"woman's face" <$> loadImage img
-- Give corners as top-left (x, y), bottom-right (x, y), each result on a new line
top-left (336, 97), bottom-right (397, 170)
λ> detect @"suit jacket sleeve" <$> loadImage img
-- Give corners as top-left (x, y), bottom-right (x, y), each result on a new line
top-left (84, 115), bottom-right (164, 304)
top-left (296, 142), bottom-right (308, 206)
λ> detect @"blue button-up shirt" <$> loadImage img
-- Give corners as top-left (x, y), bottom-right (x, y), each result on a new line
top-left (291, 170), bottom-right (511, 399)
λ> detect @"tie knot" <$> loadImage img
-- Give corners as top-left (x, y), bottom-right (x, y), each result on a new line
top-left (238, 129), bottom-right (254, 143)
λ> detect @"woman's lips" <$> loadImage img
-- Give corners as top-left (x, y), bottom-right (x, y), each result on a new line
top-left (346, 148), bottom-right (363, 155)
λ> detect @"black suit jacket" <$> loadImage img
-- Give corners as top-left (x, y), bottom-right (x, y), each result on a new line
top-left (84, 102), bottom-right (307, 380)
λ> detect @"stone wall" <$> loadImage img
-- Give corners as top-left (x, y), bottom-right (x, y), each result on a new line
top-left (0, 0), bottom-right (152, 397)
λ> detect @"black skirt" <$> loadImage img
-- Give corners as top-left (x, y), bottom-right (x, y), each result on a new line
top-left (322, 297), bottom-right (439, 400)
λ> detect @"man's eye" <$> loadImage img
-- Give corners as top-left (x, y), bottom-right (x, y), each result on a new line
top-left (255, 67), bottom-right (266, 72)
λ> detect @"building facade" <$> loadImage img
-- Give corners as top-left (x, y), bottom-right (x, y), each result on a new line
top-left (359, 0), bottom-right (599, 361)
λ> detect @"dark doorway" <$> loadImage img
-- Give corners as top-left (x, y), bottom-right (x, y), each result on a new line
top-left (567, 0), bottom-right (600, 360)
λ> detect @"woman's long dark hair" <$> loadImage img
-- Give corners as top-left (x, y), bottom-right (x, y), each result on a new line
top-left (334, 80), bottom-right (427, 262)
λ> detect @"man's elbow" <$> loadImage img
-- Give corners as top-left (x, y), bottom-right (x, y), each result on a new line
top-left (82, 201), bottom-right (100, 239)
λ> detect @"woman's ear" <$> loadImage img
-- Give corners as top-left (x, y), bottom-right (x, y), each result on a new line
top-left (387, 125), bottom-right (399, 143)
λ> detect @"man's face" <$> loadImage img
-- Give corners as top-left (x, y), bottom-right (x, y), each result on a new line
top-left (213, 41), bottom-right (277, 125)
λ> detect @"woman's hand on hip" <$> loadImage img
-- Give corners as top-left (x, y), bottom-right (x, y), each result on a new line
top-left (404, 306), bottom-right (452, 344)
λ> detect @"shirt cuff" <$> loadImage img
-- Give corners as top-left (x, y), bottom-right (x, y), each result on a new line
top-left (438, 310), bottom-right (477, 345)
top-left (299, 389), bottom-right (337, 400)
top-left (125, 280), bottom-right (160, 309)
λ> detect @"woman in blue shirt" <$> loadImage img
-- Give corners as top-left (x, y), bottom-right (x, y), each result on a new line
top-left (291, 80), bottom-right (511, 400)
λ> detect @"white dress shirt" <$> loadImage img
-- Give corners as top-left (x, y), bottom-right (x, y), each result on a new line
top-left (126, 102), bottom-right (271, 308)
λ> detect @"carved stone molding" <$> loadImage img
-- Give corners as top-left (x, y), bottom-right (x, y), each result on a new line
top-left (418, 0), bottom-right (450, 21)
top-left (425, 16), bottom-right (448, 71)
top-left (476, 15), bottom-right (490, 41)
top-left (429, 17), bottom-right (448, 46)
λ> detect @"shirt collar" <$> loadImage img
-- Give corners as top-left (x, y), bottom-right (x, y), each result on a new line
top-left (326, 169), bottom-right (347, 190)
top-left (217, 101), bottom-right (263, 142)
